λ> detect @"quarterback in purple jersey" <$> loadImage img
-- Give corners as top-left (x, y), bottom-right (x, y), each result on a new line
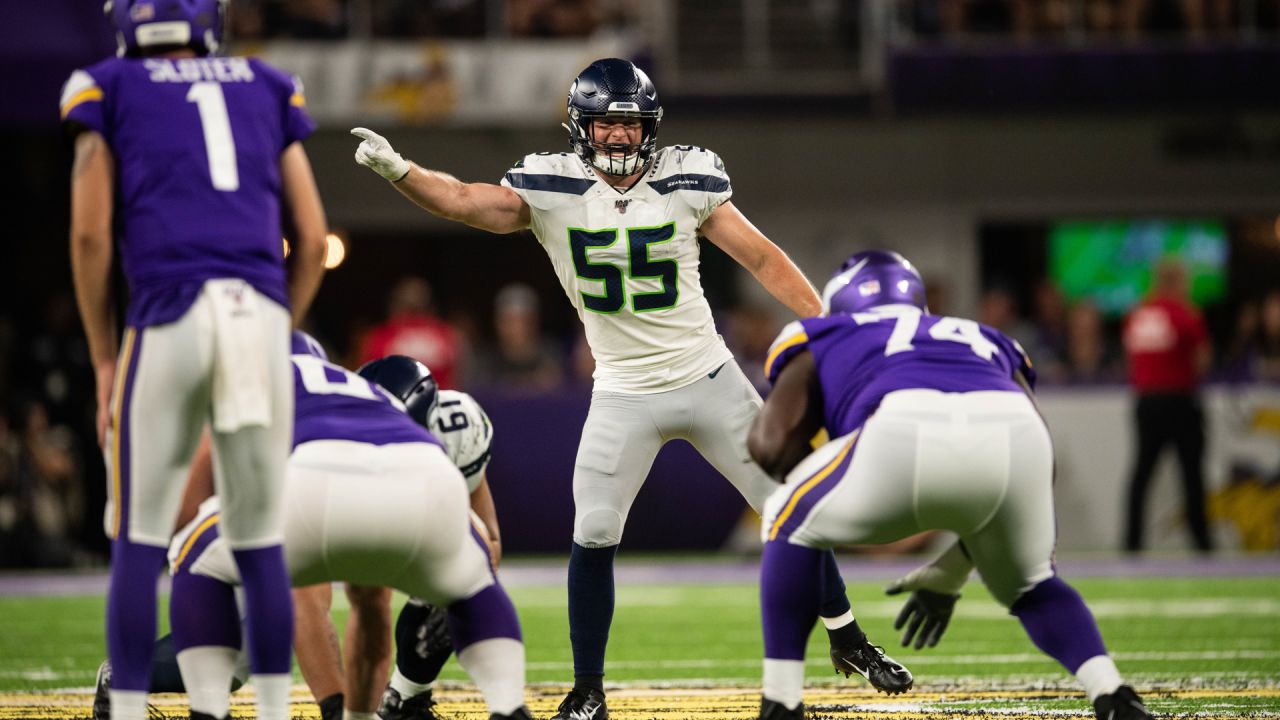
top-left (747, 251), bottom-right (1153, 720)
top-left (63, 2), bottom-right (326, 720)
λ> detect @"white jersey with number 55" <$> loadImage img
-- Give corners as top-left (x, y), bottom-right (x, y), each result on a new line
top-left (431, 389), bottom-right (493, 492)
top-left (501, 146), bottom-right (735, 394)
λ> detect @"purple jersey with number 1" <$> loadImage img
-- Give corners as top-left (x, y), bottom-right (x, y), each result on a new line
top-left (765, 309), bottom-right (1036, 437)
top-left (291, 353), bottom-right (443, 451)
top-left (60, 56), bottom-right (316, 328)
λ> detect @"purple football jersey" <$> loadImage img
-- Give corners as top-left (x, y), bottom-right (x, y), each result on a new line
top-left (292, 354), bottom-right (442, 450)
top-left (766, 309), bottom-right (1036, 437)
top-left (60, 56), bottom-right (316, 327)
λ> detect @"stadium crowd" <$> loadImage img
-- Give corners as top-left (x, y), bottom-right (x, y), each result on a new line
top-left (1, 277), bottom-right (1277, 568)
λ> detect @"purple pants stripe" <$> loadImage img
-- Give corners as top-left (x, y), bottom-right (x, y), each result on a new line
top-left (109, 328), bottom-right (142, 539)
top-left (171, 516), bottom-right (220, 576)
top-left (768, 432), bottom-right (860, 542)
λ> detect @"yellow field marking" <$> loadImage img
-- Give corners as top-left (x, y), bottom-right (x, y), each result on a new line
top-left (3, 687), bottom-right (1276, 720)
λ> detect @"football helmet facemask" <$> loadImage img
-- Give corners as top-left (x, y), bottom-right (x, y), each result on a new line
top-left (104, 0), bottom-right (227, 58)
top-left (565, 58), bottom-right (663, 177)
top-left (823, 250), bottom-right (928, 316)
top-left (356, 355), bottom-right (440, 430)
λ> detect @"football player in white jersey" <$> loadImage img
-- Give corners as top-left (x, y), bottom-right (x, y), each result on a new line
top-left (352, 58), bottom-right (911, 720)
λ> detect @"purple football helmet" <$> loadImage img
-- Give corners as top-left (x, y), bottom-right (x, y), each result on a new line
top-left (105, 0), bottom-right (227, 58)
top-left (290, 330), bottom-right (329, 361)
top-left (821, 250), bottom-right (928, 315)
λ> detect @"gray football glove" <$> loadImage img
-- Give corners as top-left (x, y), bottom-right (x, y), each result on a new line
top-left (885, 582), bottom-right (959, 650)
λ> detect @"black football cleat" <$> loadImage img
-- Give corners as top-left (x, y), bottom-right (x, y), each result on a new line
top-left (831, 634), bottom-right (914, 695)
top-left (378, 687), bottom-right (444, 720)
top-left (549, 687), bottom-right (607, 720)
top-left (757, 697), bottom-right (804, 720)
top-left (92, 661), bottom-right (112, 720)
top-left (1094, 686), bottom-right (1154, 720)
top-left (491, 707), bottom-right (534, 720)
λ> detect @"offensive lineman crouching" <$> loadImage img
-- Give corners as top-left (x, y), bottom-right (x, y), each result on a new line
top-left (119, 334), bottom-right (529, 720)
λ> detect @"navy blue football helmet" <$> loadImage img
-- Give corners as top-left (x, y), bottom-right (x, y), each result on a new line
top-left (356, 355), bottom-right (439, 429)
top-left (565, 58), bottom-right (663, 177)
top-left (105, 0), bottom-right (227, 58)
top-left (290, 330), bottom-right (329, 361)
top-left (822, 250), bottom-right (928, 316)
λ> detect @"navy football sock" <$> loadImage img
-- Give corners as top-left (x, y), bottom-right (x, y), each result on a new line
top-left (819, 550), bottom-right (852, 619)
top-left (1012, 576), bottom-right (1108, 674)
top-left (148, 634), bottom-right (186, 693)
top-left (567, 543), bottom-right (617, 684)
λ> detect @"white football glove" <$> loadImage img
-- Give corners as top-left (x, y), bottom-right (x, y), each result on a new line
top-left (351, 127), bottom-right (411, 182)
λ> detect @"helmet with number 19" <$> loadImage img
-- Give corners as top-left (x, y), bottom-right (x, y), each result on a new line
top-left (822, 250), bottom-right (928, 316)
top-left (356, 355), bottom-right (441, 430)
top-left (104, 0), bottom-right (228, 58)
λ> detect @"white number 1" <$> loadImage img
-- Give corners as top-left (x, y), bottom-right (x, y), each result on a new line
top-left (186, 82), bottom-right (239, 192)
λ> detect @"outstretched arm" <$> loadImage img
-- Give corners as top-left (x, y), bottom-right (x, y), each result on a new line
top-left (701, 201), bottom-right (821, 318)
top-left (352, 128), bottom-right (530, 234)
top-left (748, 350), bottom-right (825, 481)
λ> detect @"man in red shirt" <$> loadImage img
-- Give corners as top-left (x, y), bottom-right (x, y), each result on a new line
top-left (359, 277), bottom-right (461, 388)
top-left (1121, 260), bottom-right (1213, 552)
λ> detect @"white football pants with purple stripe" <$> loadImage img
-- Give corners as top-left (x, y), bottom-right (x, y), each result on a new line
top-left (175, 440), bottom-right (497, 604)
top-left (763, 388), bottom-right (1056, 607)
top-left (106, 280), bottom-right (293, 549)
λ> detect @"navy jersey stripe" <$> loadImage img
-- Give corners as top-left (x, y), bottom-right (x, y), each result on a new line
top-left (650, 174), bottom-right (730, 195)
top-left (504, 172), bottom-right (595, 195)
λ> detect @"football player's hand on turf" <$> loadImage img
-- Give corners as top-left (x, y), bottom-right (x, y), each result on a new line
top-left (351, 127), bottom-right (411, 182)
top-left (885, 573), bottom-right (960, 650)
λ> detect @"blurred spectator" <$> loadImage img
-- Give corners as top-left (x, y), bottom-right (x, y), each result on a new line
top-left (374, 0), bottom-right (487, 38)
top-left (1225, 291), bottom-right (1280, 382)
top-left (978, 285), bottom-right (1038, 351)
top-left (508, 0), bottom-right (601, 37)
top-left (472, 284), bottom-right (563, 391)
top-left (278, 0), bottom-right (349, 39)
top-left (1062, 301), bottom-right (1123, 383)
top-left (1121, 260), bottom-right (1213, 553)
top-left (725, 303), bottom-right (783, 395)
top-left (228, 0), bottom-right (268, 41)
top-left (359, 277), bottom-right (463, 388)
top-left (922, 274), bottom-right (951, 316)
top-left (0, 399), bottom-right (83, 568)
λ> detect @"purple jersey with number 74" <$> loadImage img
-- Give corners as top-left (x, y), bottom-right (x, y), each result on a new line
top-left (59, 56), bottom-right (315, 328)
top-left (765, 308), bottom-right (1037, 438)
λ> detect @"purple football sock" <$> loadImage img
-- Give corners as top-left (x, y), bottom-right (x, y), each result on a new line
top-left (760, 540), bottom-right (823, 660)
top-left (1011, 576), bottom-right (1108, 674)
top-left (170, 571), bottom-right (242, 653)
top-left (106, 539), bottom-right (168, 691)
top-left (448, 582), bottom-right (524, 651)
top-left (231, 545), bottom-right (293, 675)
